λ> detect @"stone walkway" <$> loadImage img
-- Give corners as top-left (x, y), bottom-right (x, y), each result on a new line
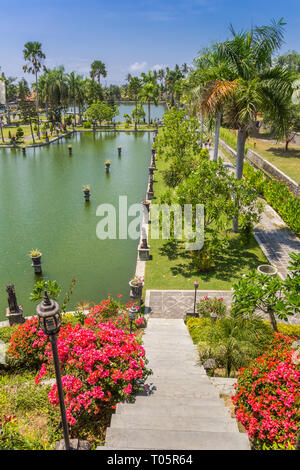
top-left (145, 289), bottom-right (233, 319)
top-left (217, 149), bottom-right (300, 280)
top-left (145, 289), bottom-right (300, 324)
top-left (99, 318), bottom-right (250, 450)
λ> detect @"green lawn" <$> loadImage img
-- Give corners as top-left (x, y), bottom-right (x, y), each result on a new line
top-left (144, 153), bottom-right (268, 291)
top-left (220, 127), bottom-right (300, 182)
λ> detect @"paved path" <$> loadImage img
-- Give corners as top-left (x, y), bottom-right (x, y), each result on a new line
top-left (217, 148), bottom-right (300, 280)
top-left (145, 289), bottom-right (233, 319)
top-left (99, 318), bottom-right (250, 450)
top-left (145, 289), bottom-right (300, 324)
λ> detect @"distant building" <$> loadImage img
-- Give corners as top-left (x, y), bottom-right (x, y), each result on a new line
top-left (0, 80), bottom-right (6, 105)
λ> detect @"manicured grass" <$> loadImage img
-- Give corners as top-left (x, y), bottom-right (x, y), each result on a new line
top-left (144, 154), bottom-right (268, 291)
top-left (220, 127), bottom-right (300, 182)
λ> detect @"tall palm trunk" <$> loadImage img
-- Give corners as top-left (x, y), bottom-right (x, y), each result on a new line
top-left (0, 122), bottom-right (4, 142)
top-left (73, 99), bottom-right (76, 126)
top-left (200, 108), bottom-right (204, 149)
top-left (78, 103), bottom-right (82, 125)
top-left (232, 129), bottom-right (248, 232)
top-left (213, 112), bottom-right (222, 161)
top-left (29, 117), bottom-right (35, 144)
top-left (148, 101), bottom-right (151, 125)
top-left (35, 70), bottom-right (40, 139)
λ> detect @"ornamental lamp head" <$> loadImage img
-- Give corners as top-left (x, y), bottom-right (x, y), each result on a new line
top-left (36, 291), bottom-right (61, 336)
top-left (128, 305), bottom-right (139, 322)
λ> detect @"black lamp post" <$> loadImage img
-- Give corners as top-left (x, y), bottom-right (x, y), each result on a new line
top-left (36, 291), bottom-right (71, 450)
top-left (128, 305), bottom-right (139, 334)
top-left (193, 280), bottom-right (199, 315)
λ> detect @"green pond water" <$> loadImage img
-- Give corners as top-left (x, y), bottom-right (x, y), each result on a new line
top-left (0, 131), bottom-right (154, 320)
top-left (116, 103), bottom-right (165, 121)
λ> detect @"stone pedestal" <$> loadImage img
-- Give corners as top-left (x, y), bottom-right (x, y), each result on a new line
top-left (54, 438), bottom-right (91, 450)
top-left (6, 308), bottom-right (25, 326)
top-left (138, 245), bottom-right (150, 261)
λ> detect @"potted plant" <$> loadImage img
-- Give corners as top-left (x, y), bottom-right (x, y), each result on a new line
top-left (29, 248), bottom-right (42, 265)
top-left (29, 249), bottom-right (42, 274)
top-left (129, 275), bottom-right (144, 298)
top-left (105, 160), bottom-right (111, 172)
top-left (83, 185), bottom-right (90, 202)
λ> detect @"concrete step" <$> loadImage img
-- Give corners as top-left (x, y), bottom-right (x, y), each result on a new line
top-left (116, 401), bottom-right (231, 418)
top-left (148, 368), bottom-right (207, 379)
top-left (105, 428), bottom-right (250, 450)
top-left (135, 386), bottom-right (220, 400)
top-left (144, 376), bottom-right (212, 387)
top-left (146, 359), bottom-right (202, 370)
top-left (110, 413), bottom-right (239, 433)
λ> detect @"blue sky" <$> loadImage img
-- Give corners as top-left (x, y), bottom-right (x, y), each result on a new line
top-left (1, 0), bottom-right (300, 84)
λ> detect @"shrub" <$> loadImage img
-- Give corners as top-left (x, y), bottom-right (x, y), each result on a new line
top-left (274, 323), bottom-right (300, 340)
top-left (0, 415), bottom-right (45, 450)
top-left (35, 322), bottom-right (152, 439)
top-left (83, 121), bottom-right (92, 129)
top-left (0, 325), bottom-right (18, 344)
top-left (7, 317), bottom-right (48, 370)
top-left (243, 162), bottom-right (300, 236)
top-left (232, 333), bottom-right (300, 450)
top-left (197, 296), bottom-right (227, 319)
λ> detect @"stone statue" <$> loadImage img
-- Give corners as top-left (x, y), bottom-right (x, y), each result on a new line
top-left (6, 284), bottom-right (19, 313)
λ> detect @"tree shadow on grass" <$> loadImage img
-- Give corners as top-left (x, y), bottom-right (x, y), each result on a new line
top-left (158, 236), bottom-right (264, 283)
top-left (266, 147), bottom-right (300, 160)
top-left (159, 240), bottom-right (190, 261)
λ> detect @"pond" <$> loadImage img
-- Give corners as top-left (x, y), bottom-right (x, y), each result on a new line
top-left (0, 131), bottom-right (153, 320)
top-left (116, 103), bottom-right (166, 121)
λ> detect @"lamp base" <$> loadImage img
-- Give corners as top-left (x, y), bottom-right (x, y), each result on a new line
top-left (54, 438), bottom-right (91, 450)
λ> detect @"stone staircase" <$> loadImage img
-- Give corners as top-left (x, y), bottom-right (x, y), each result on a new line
top-left (98, 318), bottom-right (250, 450)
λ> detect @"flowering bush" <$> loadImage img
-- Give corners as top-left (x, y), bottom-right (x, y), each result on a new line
top-left (7, 317), bottom-right (48, 369)
top-left (35, 321), bottom-right (151, 439)
top-left (84, 298), bottom-right (139, 332)
top-left (232, 333), bottom-right (300, 450)
top-left (196, 296), bottom-right (227, 319)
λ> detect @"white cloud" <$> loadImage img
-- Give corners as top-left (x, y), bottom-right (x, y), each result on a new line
top-left (151, 64), bottom-right (167, 71)
top-left (129, 61), bottom-right (148, 72)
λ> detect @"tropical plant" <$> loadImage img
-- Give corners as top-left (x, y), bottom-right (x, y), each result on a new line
top-left (23, 41), bottom-right (46, 138)
top-left (139, 82), bottom-right (159, 124)
top-left (90, 60), bottom-right (107, 85)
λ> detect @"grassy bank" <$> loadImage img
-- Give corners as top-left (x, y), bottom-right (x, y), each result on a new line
top-left (220, 127), bottom-right (300, 182)
top-left (144, 153), bottom-right (267, 291)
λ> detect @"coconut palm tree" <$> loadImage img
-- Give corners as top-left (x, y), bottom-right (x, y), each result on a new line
top-left (195, 20), bottom-right (294, 231)
top-left (205, 20), bottom-right (293, 178)
top-left (68, 72), bottom-right (83, 125)
top-left (139, 81), bottom-right (159, 124)
top-left (23, 41), bottom-right (46, 139)
top-left (128, 76), bottom-right (142, 128)
top-left (46, 67), bottom-right (69, 123)
top-left (90, 60), bottom-right (107, 85)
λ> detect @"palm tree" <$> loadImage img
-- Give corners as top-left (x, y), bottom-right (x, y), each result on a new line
top-left (139, 82), bottom-right (159, 124)
top-left (128, 77), bottom-right (142, 127)
top-left (206, 20), bottom-right (293, 176)
top-left (68, 72), bottom-right (83, 125)
top-left (46, 67), bottom-right (69, 123)
top-left (197, 311), bottom-right (271, 377)
top-left (197, 20), bottom-right (294, 231)
top-left (23, 41), bottom-right (46, 139)
top-left (90, 60), bottom-right (107, 85)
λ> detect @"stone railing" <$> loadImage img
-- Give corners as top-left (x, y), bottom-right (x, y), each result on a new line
top-left (219, 138), bottom-right (300, 197)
